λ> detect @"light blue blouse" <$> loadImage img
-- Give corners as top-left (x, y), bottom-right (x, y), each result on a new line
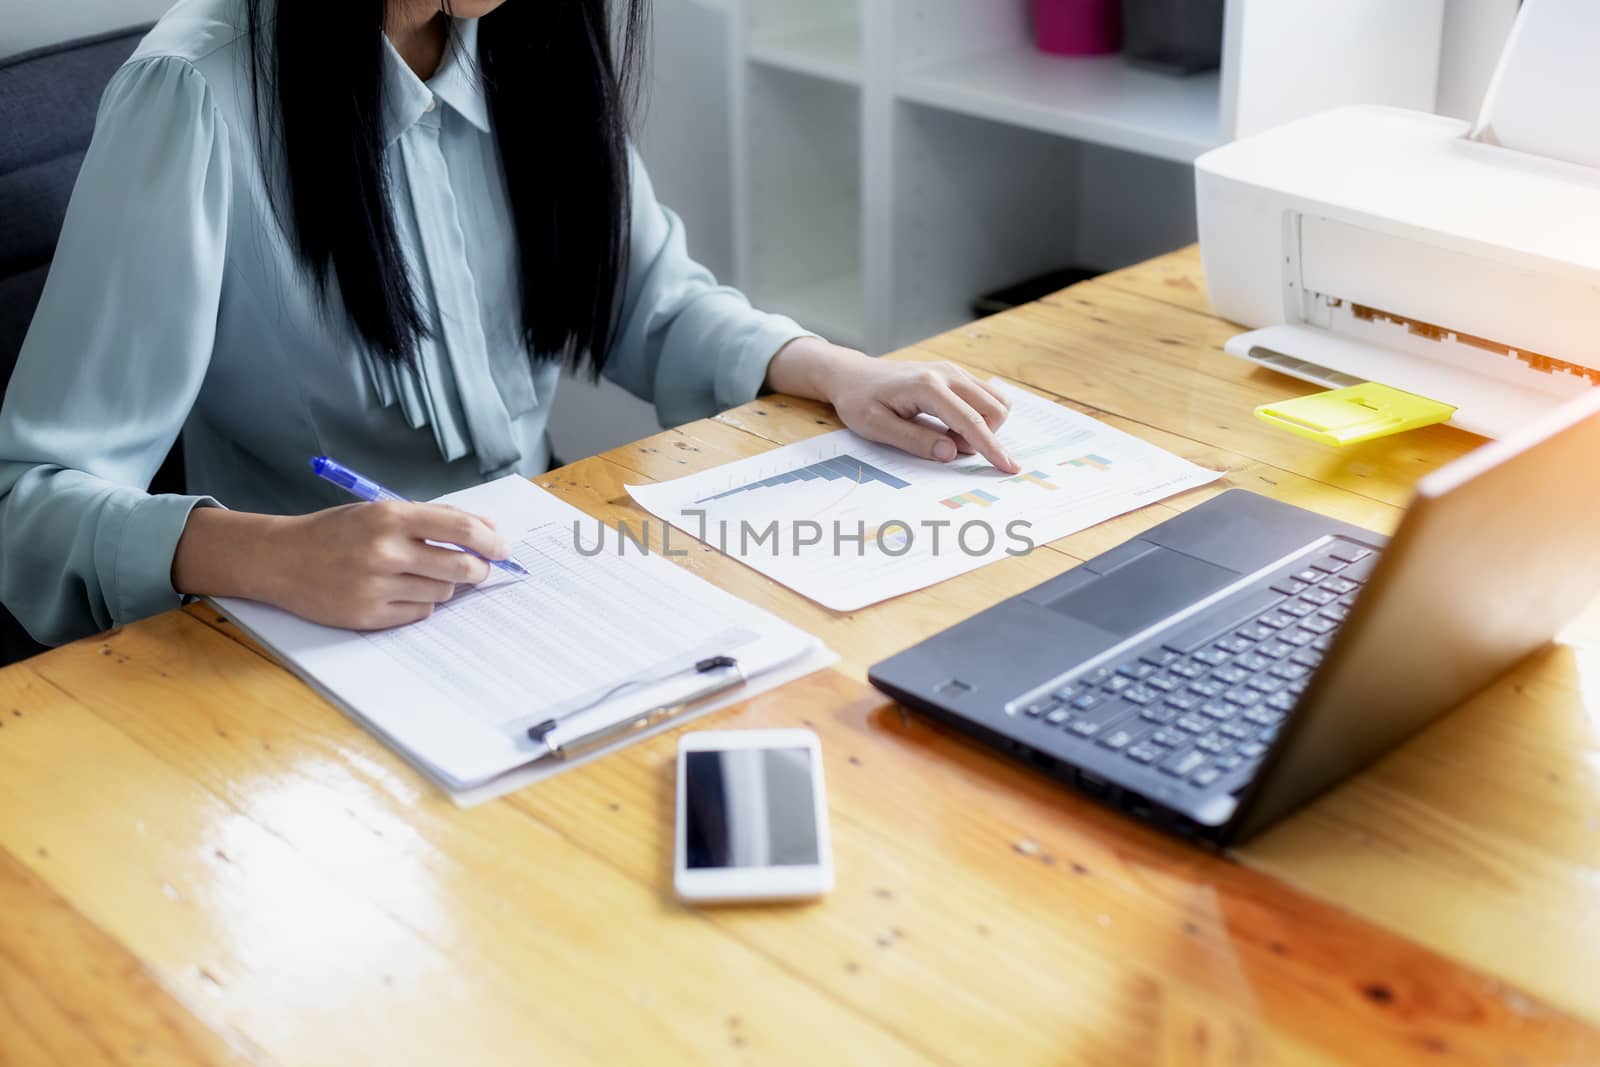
top-left (0, 0), bottom-right (806, 646)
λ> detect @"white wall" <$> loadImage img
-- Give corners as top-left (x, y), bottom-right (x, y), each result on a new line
top-left (0, 0), bottom-right (170, 59)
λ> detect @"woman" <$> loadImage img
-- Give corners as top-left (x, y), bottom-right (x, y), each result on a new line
top-left (0, 0), bottom-right (1018, 645)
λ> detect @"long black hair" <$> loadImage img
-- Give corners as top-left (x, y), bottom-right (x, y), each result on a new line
top-left (243, 0), bottom-right (648, 375)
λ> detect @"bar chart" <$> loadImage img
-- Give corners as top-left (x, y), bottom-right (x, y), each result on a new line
top-left (694, 454), bottom-right (911, 504)
top-left (1006, 469), bottom-right (1059, 490)
top-left (628, 382), bottom-right (1221, 611)
top-left (939, 489), bottom-right (1000, 510)
top-left (941, 468), bottom-right (1063, 509)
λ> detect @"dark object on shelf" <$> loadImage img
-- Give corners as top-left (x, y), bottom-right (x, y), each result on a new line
top-left (1032, 0), bottom-right (1123, 57)
top-left (973, 267), bottom-right (1102, 318)
top-left (1122, 0), bottom-right (1225, 76)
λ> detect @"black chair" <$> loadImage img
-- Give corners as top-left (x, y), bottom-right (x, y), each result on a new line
top-left (1, 24), bottom-right (186, 666)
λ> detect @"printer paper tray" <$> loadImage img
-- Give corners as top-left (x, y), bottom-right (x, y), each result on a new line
top-left (1224, 325), bottom-right (1587, 440)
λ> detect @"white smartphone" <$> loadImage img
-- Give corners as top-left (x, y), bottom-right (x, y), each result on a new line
top-left (674, 729), bottom-right (835, 904)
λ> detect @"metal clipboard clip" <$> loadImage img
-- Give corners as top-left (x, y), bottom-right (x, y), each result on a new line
top-left (525, 655), bottom-right (747, 762)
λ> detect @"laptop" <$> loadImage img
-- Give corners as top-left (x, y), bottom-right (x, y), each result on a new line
top-left (869, 389), bottom-right (1600, 845)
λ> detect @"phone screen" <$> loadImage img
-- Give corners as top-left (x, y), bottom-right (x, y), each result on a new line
top-left (683, 747), bottom-right (820, 869)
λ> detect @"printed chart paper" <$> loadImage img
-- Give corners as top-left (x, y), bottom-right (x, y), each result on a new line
top-left (627, 383), bottom-right (1222, 611)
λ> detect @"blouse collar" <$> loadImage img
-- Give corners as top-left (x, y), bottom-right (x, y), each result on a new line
top-left (381, 18), bottom-right (492, 145)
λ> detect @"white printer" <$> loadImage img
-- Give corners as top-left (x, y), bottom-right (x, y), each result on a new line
top-left (1195, 0), bottom-right (1600, 439)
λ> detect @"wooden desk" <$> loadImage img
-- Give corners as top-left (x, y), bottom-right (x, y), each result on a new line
top-left (3, 248), bottom-right (1598, 1065)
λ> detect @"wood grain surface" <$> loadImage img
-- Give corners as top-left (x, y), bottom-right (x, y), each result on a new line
top-left (4, 247), bottom-right (1598, 1064)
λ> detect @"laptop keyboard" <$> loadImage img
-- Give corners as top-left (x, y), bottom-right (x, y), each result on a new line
top-left (1019, 539), bottom-right (1378, 793)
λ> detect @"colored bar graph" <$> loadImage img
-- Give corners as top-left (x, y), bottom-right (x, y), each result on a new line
top-left (1005, 469), bottom-right (1058, 490)
top-left (1061, 453), bottom-right (1113, 471)
top-left (949, 429), bottom-right (1096, 474)
top-left (863, 524), bottom-right (911, 550)
top-left (695, 453), bottom-right (912, 504)
top-left (939, 489), bottom-right (1000, 510)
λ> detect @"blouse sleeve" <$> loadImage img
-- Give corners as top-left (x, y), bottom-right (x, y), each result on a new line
top-left (602, 148), bottom-right (812, 427)
top-left (0, 56), bottom-right (230, 646)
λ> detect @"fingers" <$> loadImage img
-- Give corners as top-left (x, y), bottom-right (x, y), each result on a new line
top-left (386, 574), bottom-right (463, 605)
top-left (342, 578), bottom-right (454, 632)
top-left (404, 543), bottom-right (493, 585)
top-left (970, 372), bottom-right (1013, 416)
top-left (857, 401), bottom-right (964, 462)
top-left (357, 503), bottom-right (496, 583)
top-left (397, 503), bottom-right (511, 561)
top-left (946, 430), bottom-right (977, 456)
top-left (947, 372), bottom-right (1011, 433)
top-left (914, 380), bottom-right (1018, 473)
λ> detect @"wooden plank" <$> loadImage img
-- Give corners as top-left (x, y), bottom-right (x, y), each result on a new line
top-left (83, 244), bottom-right (1600, 1054)
top-left (504, 669), bottom-right (1600, 1067)
top-left (17, 614), bottom-right (1600, 1066)
top-left (528, 261), bottom-right (1599, 1024)
top-left (1093, 243), bottom-right (1215, 317)
top-left (2, 623), bottom-right (928, 1067)
top-left (0, 844), bottom-right (255, 1066)
top-left (1236, 640), bottom-right (1600, 1021)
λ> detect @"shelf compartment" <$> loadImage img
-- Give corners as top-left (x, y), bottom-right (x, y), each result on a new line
top-left (748, 22), bottom-right (862, 85)
top-left (888, 103), bottom-right (1084, 348)
top-left (741, 66), bottom-right (864, 348)
top-left (896, 47), bottom-right (1223, 164)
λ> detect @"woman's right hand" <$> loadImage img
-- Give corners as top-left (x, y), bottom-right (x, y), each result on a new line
top-left (173, 502), bottom-right (512, 630)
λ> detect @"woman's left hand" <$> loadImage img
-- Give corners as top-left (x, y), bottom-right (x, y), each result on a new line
top-left (766, 337), bottom-right (1020, 474)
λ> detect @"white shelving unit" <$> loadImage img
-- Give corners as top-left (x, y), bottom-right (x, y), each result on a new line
top-left (730, 0), bottom-right (1449, 355)
top-left (747, 22), bottom-right (863, 84)
top-left (735, 63), bottom-right (864, 346)
top-left (896, 52), bottom-right (1222, 164)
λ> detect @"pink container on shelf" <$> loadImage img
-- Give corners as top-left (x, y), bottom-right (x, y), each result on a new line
top-left (1032, 0), bottom-right (1123, 56)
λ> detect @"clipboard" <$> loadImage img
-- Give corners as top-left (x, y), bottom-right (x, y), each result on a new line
top-left (212, 475), bottom-right (832, 806)
top-left (1255, 383), bottom-right (1457, 447)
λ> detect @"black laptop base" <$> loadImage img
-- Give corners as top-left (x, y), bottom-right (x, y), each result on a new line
top-left (876, 678), bottom-right (1231, 842)
top-left (868, 490), bottom-right (1388, 844)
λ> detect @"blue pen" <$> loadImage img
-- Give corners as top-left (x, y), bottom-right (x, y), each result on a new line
top-left (310, 456), bottom-right (530, 579)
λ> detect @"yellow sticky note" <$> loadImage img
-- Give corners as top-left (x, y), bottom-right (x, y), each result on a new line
top-left (1255, 383), bottom-right (1456, 447)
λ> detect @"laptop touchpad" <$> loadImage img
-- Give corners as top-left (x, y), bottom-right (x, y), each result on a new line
top-left (1046, 547), bottom-right (1238, 637)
